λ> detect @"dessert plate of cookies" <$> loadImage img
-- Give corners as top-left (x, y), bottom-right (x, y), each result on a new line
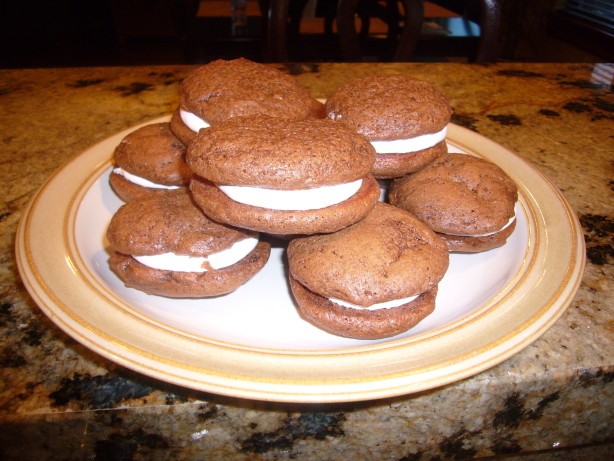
top-left (15, 63), bottom-right (584, 403)
top-left (16, 116), bottom-right (585, 403)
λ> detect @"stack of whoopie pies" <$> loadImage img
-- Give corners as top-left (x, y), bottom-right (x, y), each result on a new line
top-left (105, 59), bottom-right (518, 340)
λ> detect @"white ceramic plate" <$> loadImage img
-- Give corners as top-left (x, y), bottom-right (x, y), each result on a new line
top-left (16, 117), bottom-right (585, 403)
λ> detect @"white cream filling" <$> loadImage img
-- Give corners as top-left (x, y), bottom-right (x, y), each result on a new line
top-left (133, 237), bottom-right (259, 272)
top-left (113, 167), bottom-right (180, 190)
top-left (218, 179), bottom-right (363, 211)
top-left (448, 213), bottom-right (517, 237)
top-left (180, 109), bottom-right (211, 132)
top-left (371, 125), bottom-right (448, 154)
top-left (329, 294), bottom-right (419, 311)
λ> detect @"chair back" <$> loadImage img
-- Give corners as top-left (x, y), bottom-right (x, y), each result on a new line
top-left (337, 0), bottom-right (425, 62)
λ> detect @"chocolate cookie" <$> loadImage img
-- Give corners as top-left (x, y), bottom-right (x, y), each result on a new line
top-left (287, 202), bottom-right (449, 339)
top-left (188, 115), bottom-right (380, 235)
top-left (389, 153), bottom-right (518, 252)
top-left (107, 191), bottom-right (270, 297)
top-left (172, 58), bottom-right (324, 143)
top-left (326, 74), bottom-right (452, 179)
top-left (109, 123), bottom-right (193, 202)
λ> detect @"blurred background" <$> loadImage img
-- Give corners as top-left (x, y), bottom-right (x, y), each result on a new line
top-left (1, 0), bottom-right (611, 68)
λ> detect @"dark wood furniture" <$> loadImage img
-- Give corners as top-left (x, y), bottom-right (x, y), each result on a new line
top-left (336, 0), bottom-right (425, 61)
top-left (263, 0), bottom-right (502, 63)
top-left (263, 0), bottom-right (425, 62)
top-left (427, 0), bottom-right (503, 62)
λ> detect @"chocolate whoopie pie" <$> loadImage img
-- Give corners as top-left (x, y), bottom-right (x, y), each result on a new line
top-left (107, 191), bottom-right (270, 298)
top-left (109, 123), bottom-right (193, 202)
top-left (188, 115), bottom-right (380, 235)
top-left (171, 58), bottom-right (325, 145)
top-left (326, 74), bottom-right (452, 179)
top-left (287, 202), bottom-right (449, 339)
top-left (389, 153), bottom-right (518, 253)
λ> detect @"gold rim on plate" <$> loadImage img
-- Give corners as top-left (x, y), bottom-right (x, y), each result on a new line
top-left (15, 117), bottom-right (585, 403)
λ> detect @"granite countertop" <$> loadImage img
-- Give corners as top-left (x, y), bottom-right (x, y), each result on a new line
top-left (0, 63), bottom-right (612, 460)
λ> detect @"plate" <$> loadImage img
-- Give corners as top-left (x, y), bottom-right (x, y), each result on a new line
top-left (16, 117), bottom-right (585, 403)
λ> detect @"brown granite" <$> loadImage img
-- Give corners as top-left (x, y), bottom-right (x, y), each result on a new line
top-left (0, 63), bottom-right (612, 460)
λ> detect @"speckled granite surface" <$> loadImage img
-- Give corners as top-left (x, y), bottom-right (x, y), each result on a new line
top-left (0, 63), bottom-right (612, 460)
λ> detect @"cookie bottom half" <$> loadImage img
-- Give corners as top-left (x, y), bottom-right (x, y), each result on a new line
top-left (373, 140), bottom-right (447, 179)
top-left (108, 241), bottom-right (271, 298)
top-left (440, 219), bottom-right (517, 253)
top-left (289, 275), bottom-right (437, 340)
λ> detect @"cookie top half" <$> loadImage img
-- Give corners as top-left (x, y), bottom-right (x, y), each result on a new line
top-left (287, 202), bottom-right (449, 306)
top-left (179, 58), bottom-right (323, 123)
top-left (325, 74), bottom-right (452, 140)
top-left (107, 191), bottom-right (257, 257)
top-left (187, 115), bottom-right (375, 188)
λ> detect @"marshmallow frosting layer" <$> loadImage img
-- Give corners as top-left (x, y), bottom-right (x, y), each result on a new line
top-left (371, 126), bottom-right (448, 154)
top-left (133, 237), bottom-right (260, 272)
top-left (180, 109), bottom-right (211, 132)
top-left (329, 294), bottom-right (420, 311)
top-left (113, 167), bottom-right (180, 190)
top-left (218, 179), bottom-right (363, 211)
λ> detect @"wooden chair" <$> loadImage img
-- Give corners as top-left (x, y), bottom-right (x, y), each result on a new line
top-left (337, 0), bottom-right (503, 63)
top-left (336, 0), bottom-right (425, 62)
top-left (263, 0), bottom-right (502, 63)
top-left (262, 0), bottom-right (338, 61)
top-left (425, 0), bottom-right (503, 63)
top-left (474, 0), bottom-right (502, 63)
top-left (262, 0), bottom-right (295, 61)
top-left (263, 0), bottom-right (424, 62)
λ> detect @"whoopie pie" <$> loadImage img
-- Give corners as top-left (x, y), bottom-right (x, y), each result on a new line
top-left (107, 190), bottom-right (270, 297)
top-left (287, 202), bottom-right (449, 339)
top-left (170, 58), bottom-right (325, 145)
top-left (187, 115), bottom-right (381, 235)
top-left (389, 153), bottom-right (518, 252)
top-left (326, 73), bottom-right (452, 179)
top-left (109, 123), bottom-right (192, 202)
